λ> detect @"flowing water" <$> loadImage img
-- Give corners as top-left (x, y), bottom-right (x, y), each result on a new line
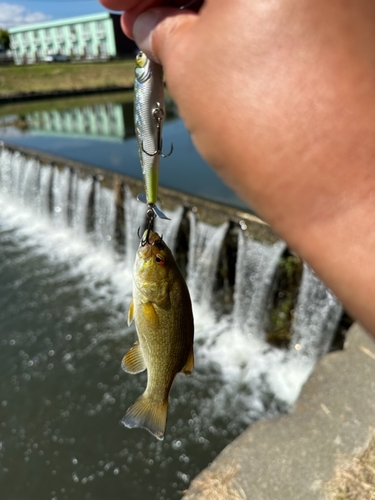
top-left (0, 147), bottom-right (343, 500)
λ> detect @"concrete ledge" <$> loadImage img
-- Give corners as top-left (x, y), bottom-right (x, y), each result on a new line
top-left (1, 141), bottom-right (277, 243)
top-left (183, 323), bottom-right (375, 500)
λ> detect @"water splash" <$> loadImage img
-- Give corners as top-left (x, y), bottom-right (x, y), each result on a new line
top-left (291, 263), bottom-right (343, 358)
top-left (93, 181), bottom-right (116, 250)
top-left (51, 165), bottom-right (71, 229)
top-left (71, 173), bottom-right (93, 235)
top-left (187, 212), bottom-right (229, 308)
top-left (233, 231), bottom-right (287, 339)
top-left (38, 162), bottom-right (53, 215)
top-left (123, 186), bottom-right (147, 268)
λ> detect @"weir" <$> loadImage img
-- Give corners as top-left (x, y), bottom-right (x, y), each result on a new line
top-left (0, 139), bottom-right (350, 499)
top-left (0, 141), bottom-right (344, 358)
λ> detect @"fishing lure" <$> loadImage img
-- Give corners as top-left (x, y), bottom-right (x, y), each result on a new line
top-left (134, 51), bottom-right (173, 230)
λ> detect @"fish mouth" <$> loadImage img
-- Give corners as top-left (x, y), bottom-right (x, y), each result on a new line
top-left (140, 230), bottom-right (164, 246)
top-left (141, 230), bottom-right (159, 245)
top-left (138, 230), bottom-right (165, 258)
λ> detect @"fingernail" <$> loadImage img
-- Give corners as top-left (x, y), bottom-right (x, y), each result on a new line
top-left (133, 10), bottom-right (160, 60)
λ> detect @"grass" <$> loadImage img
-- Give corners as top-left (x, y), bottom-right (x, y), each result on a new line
top-left (0, 60), bottom-right (135, 96)
top-left (182, 463), bottom-right (247, 500)
top-left (326, 433), bottom-right (375, 499)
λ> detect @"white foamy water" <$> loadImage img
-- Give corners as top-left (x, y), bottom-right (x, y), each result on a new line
top-left (292, 264), bottom-right (343, 357)
top-left (187, 213), bottom-right (229, 308)
top-left (233, 231), bottom-right (287, 339)
top-left (0, 147), bottom-right (343, 424)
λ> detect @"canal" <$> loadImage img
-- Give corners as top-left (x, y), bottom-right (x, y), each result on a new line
top-left (0, 92), bottom-right (342, 500)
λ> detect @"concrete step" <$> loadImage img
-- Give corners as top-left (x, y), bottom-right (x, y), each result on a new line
top-left (183, 323), bottom-right (375, 500)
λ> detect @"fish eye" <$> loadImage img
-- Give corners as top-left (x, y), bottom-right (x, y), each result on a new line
top-left (155, 254), bottom-right (165, 265)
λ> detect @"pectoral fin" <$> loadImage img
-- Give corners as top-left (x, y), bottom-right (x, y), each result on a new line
top-left (127, 300), bottom-right (134, 326)
top-left (181, 345), bottom-right (194, 375)
top-left (141, 301), bottom-right (159, 329)
top-left (122, 341), bottom-right (146, 374)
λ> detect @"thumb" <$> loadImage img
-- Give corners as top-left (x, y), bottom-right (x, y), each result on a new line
top-left (132, 7), bottom-right (196, 65)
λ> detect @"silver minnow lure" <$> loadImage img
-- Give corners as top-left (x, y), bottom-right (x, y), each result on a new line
top-left (134, 51), bottom-right (172, 220)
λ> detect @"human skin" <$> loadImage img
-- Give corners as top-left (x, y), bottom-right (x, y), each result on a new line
top-left (100, 0), bottom-right (375, 336)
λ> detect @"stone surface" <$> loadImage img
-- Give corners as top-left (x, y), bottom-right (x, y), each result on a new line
top-left (183, 323), bottom-right (375, 500)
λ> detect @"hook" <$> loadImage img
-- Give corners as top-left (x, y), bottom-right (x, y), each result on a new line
top-left (141, 104), bottom-right (173, 157)
top-left (140, 206), bottom-right (156, 246)
top-left (142, 139), bottom-right (173, 158)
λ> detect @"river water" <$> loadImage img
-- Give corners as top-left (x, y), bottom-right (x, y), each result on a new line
top-left (0, 92), bottom-right (247, 210)
top-left (0, 93), bottom-right (343, 500)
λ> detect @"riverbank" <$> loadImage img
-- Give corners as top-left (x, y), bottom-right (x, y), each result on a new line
top-left (0, 60), bottom-right (134, 101)
top-left (183, 323), bottom-right (375, 500)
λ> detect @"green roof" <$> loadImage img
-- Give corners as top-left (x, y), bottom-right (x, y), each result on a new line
top-left (8, 12), bottom-right (113, 33)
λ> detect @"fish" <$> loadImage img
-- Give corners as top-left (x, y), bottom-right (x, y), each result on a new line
top-left (122, 230), bottom-right (194, 440)
top-left (134, 51), bottom-right (173, 220)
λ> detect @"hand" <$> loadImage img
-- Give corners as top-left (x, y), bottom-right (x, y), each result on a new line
top-left (100, 0), bottom-right (375, 335)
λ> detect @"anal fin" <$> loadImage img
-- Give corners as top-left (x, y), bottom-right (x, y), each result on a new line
top-left (122, 341), bottom-right (146, 374)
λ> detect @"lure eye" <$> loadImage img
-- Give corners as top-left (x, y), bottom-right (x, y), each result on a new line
top-left (135, 51), bottom-right (147, 68)
top-left (155, 254), bottom-right (165, 265)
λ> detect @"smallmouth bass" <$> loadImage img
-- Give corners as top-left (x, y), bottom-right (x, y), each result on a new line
top-left (122, 230), bottom-right (194, 440)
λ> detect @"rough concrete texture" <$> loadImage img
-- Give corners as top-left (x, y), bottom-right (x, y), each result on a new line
top-left (183, 323), bottom-right (375, 500)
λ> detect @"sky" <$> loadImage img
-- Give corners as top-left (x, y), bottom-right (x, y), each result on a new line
top-left (0, 1), bottom-right (121, 29)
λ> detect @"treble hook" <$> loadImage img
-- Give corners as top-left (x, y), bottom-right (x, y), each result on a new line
top-left (141, 104), bottom-right (174, 158)
top-left (138, 206), bottom-right (156, 246)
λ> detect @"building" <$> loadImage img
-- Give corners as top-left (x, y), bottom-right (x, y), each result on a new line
top-left (8, 12), bottom-right (137, 65)
top-left (25, 101), bottom-right (133, 140)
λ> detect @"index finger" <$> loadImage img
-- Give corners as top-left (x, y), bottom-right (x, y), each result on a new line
top-left (99, 0), bottom-right (152, 10)
top-left (99, 0), bottom-right (164, 38)
top-left (99, 0), bottom-right (203, 39)
top-left (99, 0), bottom-right (188, 13)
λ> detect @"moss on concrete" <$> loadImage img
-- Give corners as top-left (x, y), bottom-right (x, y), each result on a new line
top-left (266, 253), bottom-right (303, 347)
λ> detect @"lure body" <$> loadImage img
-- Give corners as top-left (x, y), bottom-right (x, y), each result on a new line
top-left (134, 52), bottom-right (166, 207)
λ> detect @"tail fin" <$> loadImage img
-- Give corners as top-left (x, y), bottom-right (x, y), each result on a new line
top-left (122, 394), bottom-right (168, 440)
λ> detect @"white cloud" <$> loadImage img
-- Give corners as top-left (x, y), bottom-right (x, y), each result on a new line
top-left (0, 3), bottom-right (52, 29)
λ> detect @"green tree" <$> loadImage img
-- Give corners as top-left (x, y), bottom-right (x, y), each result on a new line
top-left (0, 29), bottom-right (10, 50)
